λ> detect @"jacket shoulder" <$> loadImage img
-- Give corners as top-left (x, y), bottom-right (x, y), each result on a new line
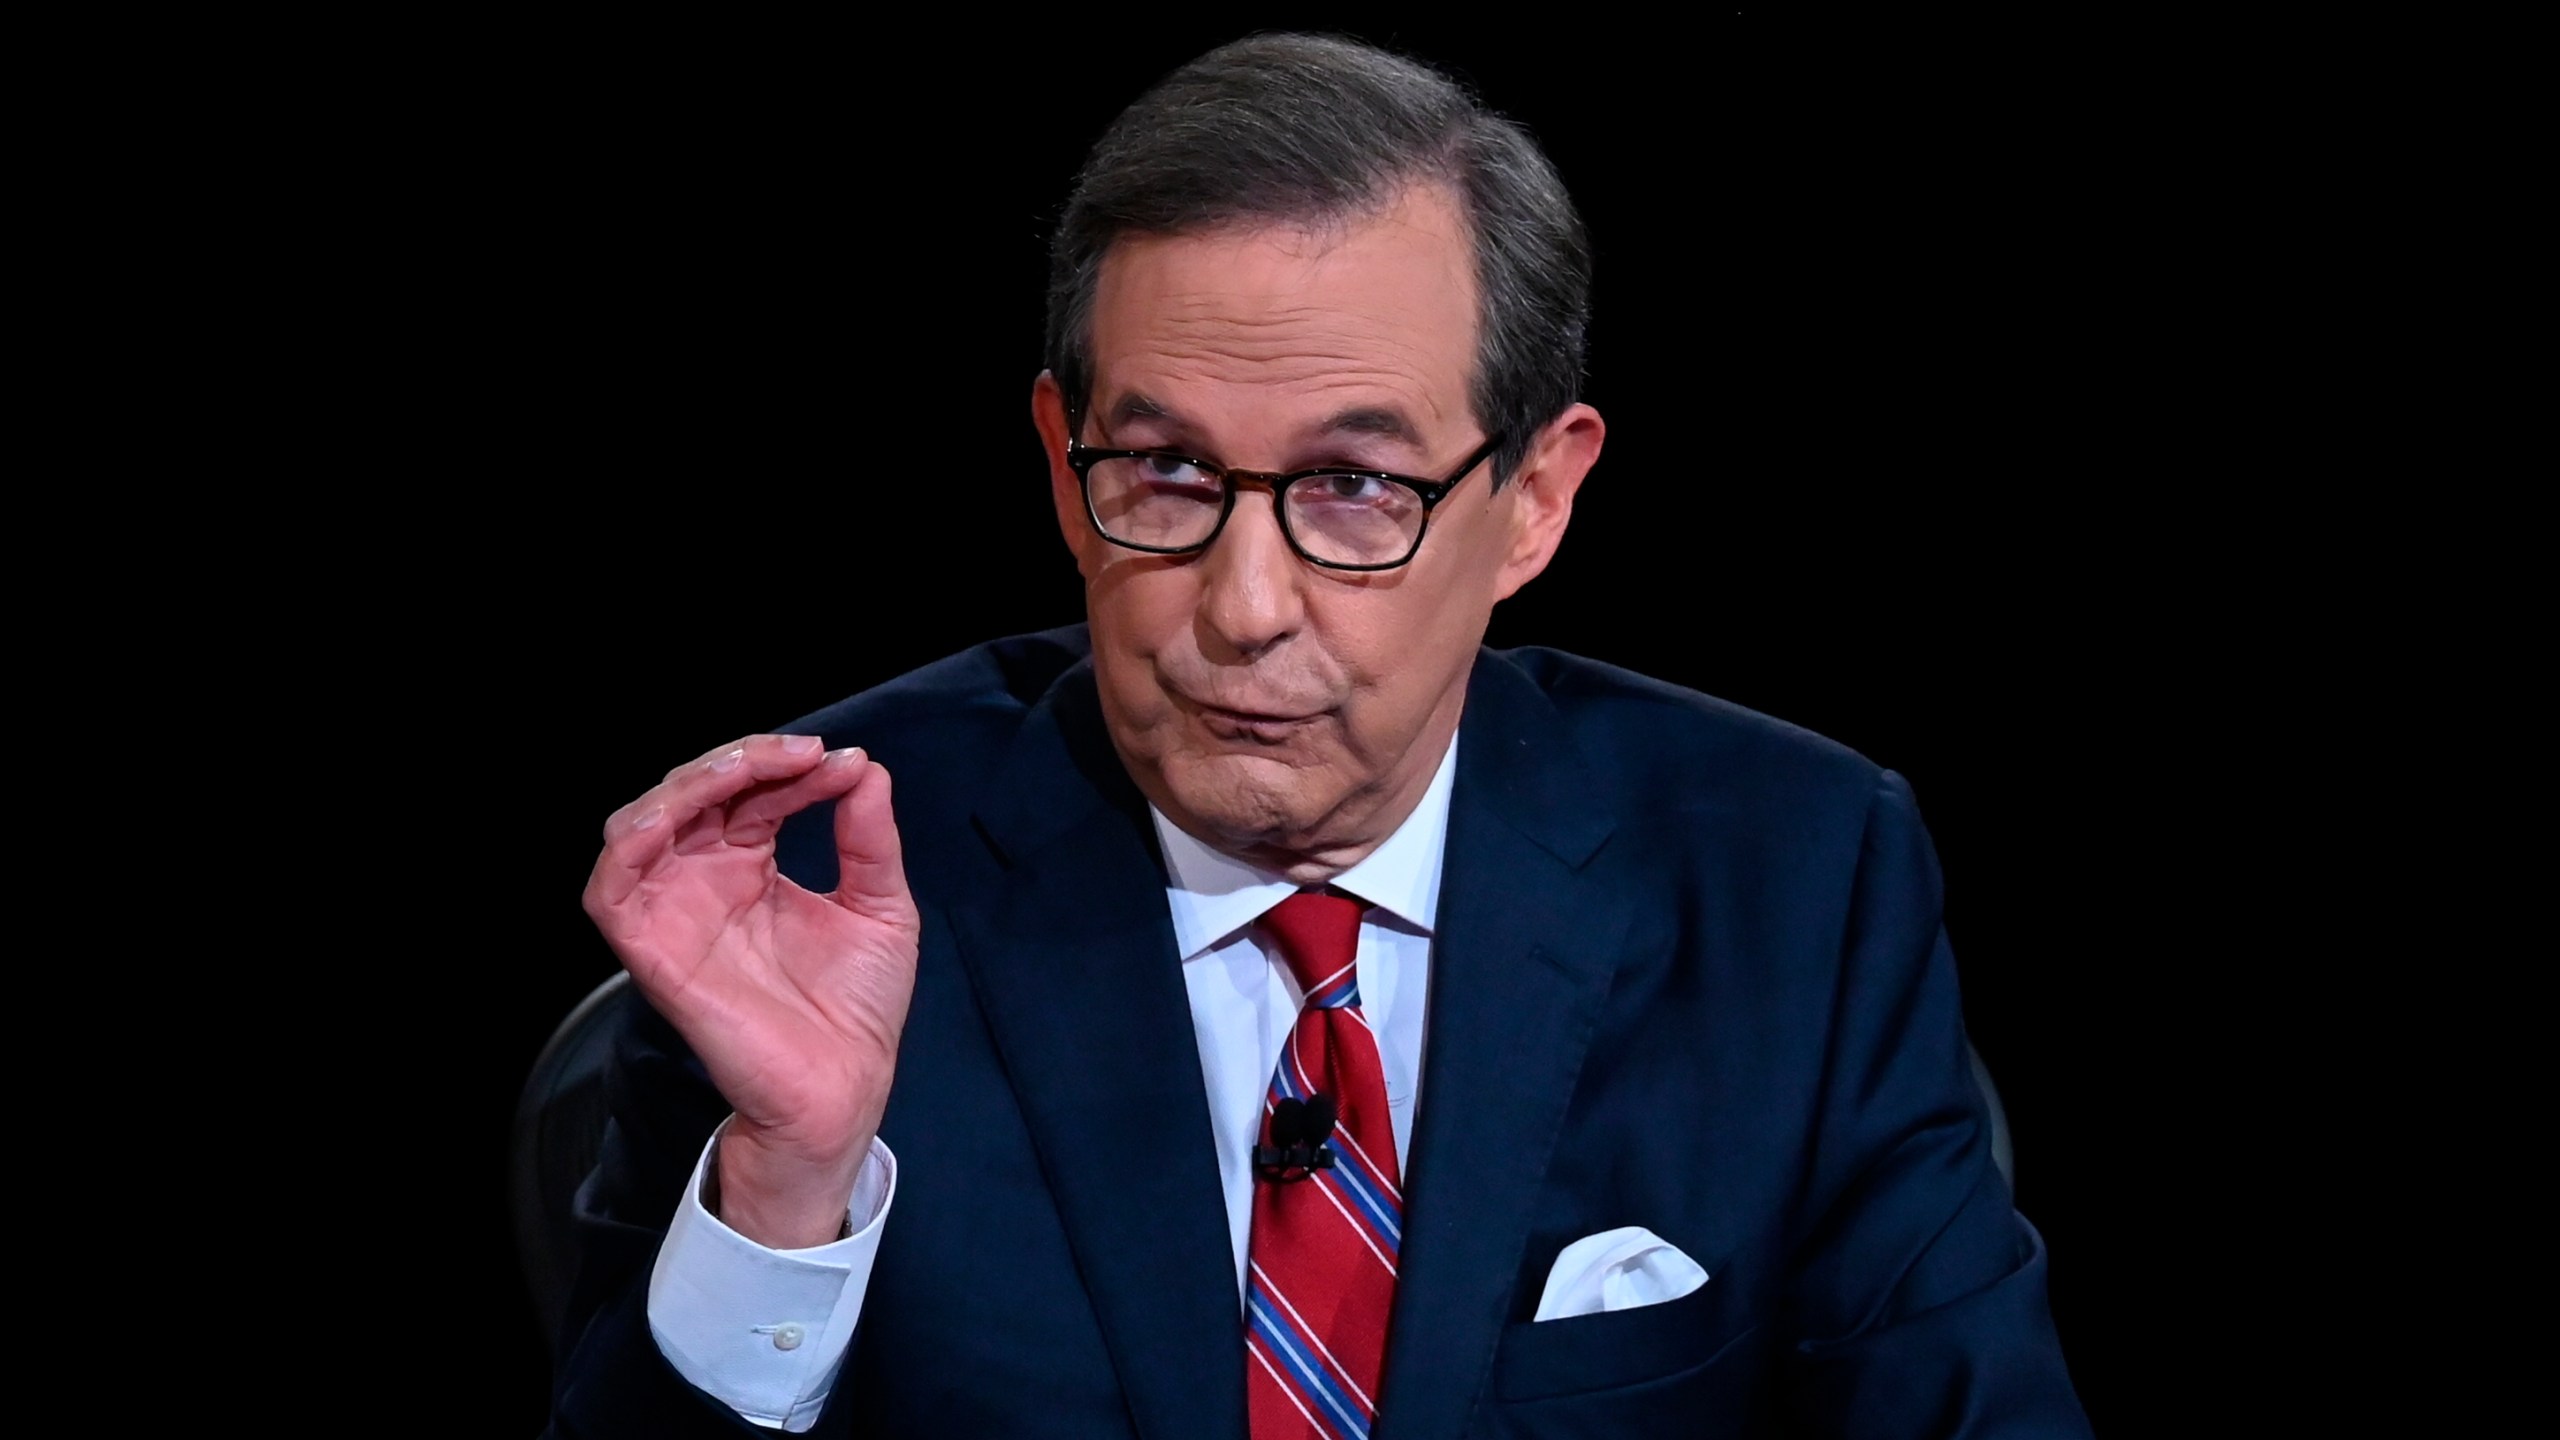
top-left (769, 626), bottom-right (1095, 892)
top-left (783, 625), bottom-right (1093, 745)
top-left (1484, 646), bottom-right (1891, 825)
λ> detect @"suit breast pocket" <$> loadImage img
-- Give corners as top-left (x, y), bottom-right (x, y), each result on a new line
top-left (1484, 1282), bottom-right (1770, 1436)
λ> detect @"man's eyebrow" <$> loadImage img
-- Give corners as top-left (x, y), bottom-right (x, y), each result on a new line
top-left (1103, 393), bottom-right (1176, 431)
top-left (1314, 406), bottom-right (1425, 451)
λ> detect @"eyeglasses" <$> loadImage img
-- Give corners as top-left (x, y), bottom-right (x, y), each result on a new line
top-left (1064, 432), bottom-right (1504, 572)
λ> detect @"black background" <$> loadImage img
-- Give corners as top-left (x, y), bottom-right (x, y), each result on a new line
top-left (427, 16), bottom-right (2217, 1433)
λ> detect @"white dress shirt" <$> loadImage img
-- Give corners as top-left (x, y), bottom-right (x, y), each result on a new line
top-left (644, 735), bottom-right (1457, 1431)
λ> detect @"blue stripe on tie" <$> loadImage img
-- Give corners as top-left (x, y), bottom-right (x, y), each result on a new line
top-left (1249, 1284), bottom-right (1372, 1440)
top-left (1319, 1153), bottom-right (1402, 1252)
top-left (1313, 977), bottom-right (1360, 1009)
top-left (1249, 1313), bottom-right (1365, 1440)
top-left (1249, 1287), bottom-right (1369, 1437)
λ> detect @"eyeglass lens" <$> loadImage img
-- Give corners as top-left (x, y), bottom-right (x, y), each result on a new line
top-left (1085, 456), bottom-right (1427, 567)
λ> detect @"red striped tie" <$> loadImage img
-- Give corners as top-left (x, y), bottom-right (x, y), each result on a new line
top-left (1244, 890), bottom-right (1401, 1440)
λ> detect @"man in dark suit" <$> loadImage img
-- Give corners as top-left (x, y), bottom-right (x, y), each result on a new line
top-left (552, 34), bottom-right (2088, 1438)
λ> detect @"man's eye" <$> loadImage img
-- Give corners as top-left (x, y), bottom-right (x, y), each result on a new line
top-left (1140, 454), bottom-right (1215, 489)
top-left (1308, 472), bottom-right (1393, 504)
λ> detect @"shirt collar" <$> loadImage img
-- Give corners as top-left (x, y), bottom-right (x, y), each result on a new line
top-left (1151, 731), bottom-right (1457, 962)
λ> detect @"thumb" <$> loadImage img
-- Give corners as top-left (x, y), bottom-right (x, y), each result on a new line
top-left (831, 753), bottom-right (914, 923)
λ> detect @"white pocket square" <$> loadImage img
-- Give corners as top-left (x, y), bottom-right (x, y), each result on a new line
top-left (1532, 1225), bottom-right (1710, 1322)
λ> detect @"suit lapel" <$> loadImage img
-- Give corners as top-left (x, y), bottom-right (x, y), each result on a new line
top-left (1377, 653), bottom-right (1632, 1440)
top-left (952, 664), bottom-right (1248, 1440)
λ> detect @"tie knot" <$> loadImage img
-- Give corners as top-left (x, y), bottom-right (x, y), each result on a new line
top-left (1261, 889), bottom-right (1365, 1005)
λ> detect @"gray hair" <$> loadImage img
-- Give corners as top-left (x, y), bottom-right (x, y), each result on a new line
top-left (1043, 33), bottom-right (1590, 488)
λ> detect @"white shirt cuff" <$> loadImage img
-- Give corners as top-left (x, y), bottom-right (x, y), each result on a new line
top-left (646, 1123), bottom-right (896, 1433)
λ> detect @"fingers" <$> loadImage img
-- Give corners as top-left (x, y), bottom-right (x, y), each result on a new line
top-left (723, 747), bottom-right (873, 845)
top-left (585, 734), bottom-right (842, 914)
top-left (832, 756), bottom-right (915, 923)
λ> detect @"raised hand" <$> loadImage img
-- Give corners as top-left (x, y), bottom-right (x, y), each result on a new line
top-left (583, 733), bottom-right (920, 1247)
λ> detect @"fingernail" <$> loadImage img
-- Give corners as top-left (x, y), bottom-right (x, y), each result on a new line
top-left (782, 734), bottom-right (822, 755)
top-left (832, 746), bottom-right (867, 764)
top-left (711, 747), bottom-right (746, 773)
top-left (631, 804), bottom-right (665, 831)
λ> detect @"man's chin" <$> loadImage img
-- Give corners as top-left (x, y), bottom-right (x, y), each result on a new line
top-left (1158, 753), bottom-right (1334, 852)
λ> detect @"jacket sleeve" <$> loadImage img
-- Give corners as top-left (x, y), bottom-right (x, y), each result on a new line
top-left (1777, 771), bottom-right (2092, 1438)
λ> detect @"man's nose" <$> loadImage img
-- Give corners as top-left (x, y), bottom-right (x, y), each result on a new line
top-left (1195, 492), bottom-right (1305, 660)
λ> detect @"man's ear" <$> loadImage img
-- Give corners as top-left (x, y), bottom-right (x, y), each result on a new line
top-left (1493, 402), bottom-right (1605, 602)
top-left (1031, 371), bottom-right (1099, 580)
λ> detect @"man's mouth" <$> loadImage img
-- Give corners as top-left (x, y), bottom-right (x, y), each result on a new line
top-left (1190, 699), bottom-right (1322, 743)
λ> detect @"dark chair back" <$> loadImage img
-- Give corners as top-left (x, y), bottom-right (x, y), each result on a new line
top-left (1969, 1041), bottom-right (2016, 1189)
top-left (513, 970), bottom-right (642, 1358)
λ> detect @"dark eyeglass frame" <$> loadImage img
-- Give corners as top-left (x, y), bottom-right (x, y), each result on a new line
top-left (1063, 431), bottom-right (1506, 572)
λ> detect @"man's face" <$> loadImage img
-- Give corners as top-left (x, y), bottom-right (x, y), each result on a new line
top-left (1034, 184), bottom-right (1601, 880)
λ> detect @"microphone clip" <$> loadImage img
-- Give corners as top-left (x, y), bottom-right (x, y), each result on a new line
top-left (1250, 1095), bottom-right (1339, 1184)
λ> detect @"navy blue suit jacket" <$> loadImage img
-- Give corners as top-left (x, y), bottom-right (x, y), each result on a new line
top-left (551, 628), bottom-right (2090, 1438)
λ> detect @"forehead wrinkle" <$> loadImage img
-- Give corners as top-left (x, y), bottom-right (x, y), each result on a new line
top-left (1109, 330), bottom-right (1460, 438)
top-left (1148, 299), bottom-right (1451, 360)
